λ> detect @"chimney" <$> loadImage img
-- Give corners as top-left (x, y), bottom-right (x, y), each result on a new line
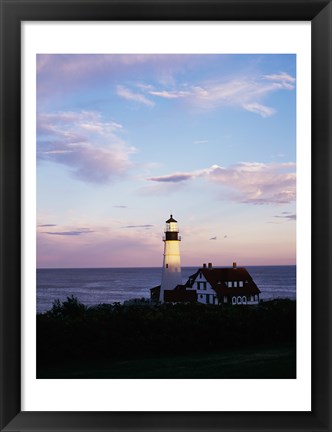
top-left (208, 262), bottom-right (212, 269)
top-left (233, 262), bottom-right (237, 269)
top-left (203, 263), bottom-right (207, 268)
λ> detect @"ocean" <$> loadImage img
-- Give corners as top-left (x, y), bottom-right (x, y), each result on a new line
top-left (36, 265), bottom-right (296, 313)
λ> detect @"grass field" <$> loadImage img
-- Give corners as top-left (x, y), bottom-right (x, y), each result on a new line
top-left (37, 344), bottom-right (296, 379)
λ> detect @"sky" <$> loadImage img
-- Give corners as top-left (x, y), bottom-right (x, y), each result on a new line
top-left (36, 54), bottom-right (296, 268)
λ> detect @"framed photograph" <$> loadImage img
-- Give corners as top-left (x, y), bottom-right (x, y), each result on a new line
top-left (1, 0), bottom-right (331, 431)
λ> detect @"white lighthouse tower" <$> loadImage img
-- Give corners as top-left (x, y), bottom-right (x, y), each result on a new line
top-left (160, 214), bottom-right (182, 302)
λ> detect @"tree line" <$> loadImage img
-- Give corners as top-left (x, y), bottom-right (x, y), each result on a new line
top-left (37, 296), bottom-right (296, 370)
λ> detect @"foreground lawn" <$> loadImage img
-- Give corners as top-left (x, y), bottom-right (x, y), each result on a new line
top-left (37, 344), bottom-right (296, 379)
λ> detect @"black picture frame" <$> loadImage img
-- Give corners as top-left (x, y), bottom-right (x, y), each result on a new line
top-left (1, 0), bottom-right (331, 431)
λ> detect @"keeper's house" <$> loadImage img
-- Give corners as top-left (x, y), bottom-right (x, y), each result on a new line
top-left (150, 262), bottom-right (260, 305)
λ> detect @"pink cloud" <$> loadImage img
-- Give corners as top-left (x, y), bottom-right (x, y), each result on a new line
top-left (147, 162), bottom-right (296, 205)
top-left (148, 90), bottom-right (190, 99)
top-left (144, 73), bottom-right (295, 117)
top-left (116, 85), bottom-right (155, 107)
top-left (37, 54), bottom-right (200, 100)
top-left (43, 228), bottom-right (95, 236)
top-left (148, 172), bottom-right (195, 183)
top-left (242, 103), bottom-right (275, 118)
top-left (208, 162), bottom-right (296, 204)
top-left (37, 55), bottom-right (295, 118)
top-left (37, 110), bottom-right (136, 183)
top-left (37, 226), bottom-right (161, 268)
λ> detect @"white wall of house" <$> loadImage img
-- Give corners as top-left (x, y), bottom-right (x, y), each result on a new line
top-left (231, 295), bottom-right (259, 305)
top-left (186, 271), bottom-right (260, 305)
top-left (193, 273), bottom-right (218, 305)
top-left (231, 296), bottom-right (248, 305)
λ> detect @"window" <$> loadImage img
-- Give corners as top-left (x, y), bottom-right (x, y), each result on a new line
top-left (234, 281), bottom-right (238, 288)
top-left (237, 296), bottom-right (242, 304)
top-left (165, 264), bottom-right (168, 268)
top-left (239, 281), bottom-right (243, 287)
top-left (203, 282), bottom-right (207, 290)
top-left (232, 296), bottom-right (236, 305)
top-left (228, 281), bottom-right (232, 288)
top-left (242, 296), bottom-right (247, 304)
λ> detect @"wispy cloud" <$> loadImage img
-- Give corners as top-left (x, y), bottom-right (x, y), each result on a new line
top-left (116, 85), bottom-right (155, 107)
top-left (37, 223), bottom-right (162, 268)
top-left (142, 71), bottom-right (295, 117)
top-left (263, 72), bottom-right (295, 89)
top-left (148, 172), bottom-right (196, 183)
top-left (43, 228), bottom-right (95, 236)
top-left (37, 55), bottom-right (295, 119)
top-left (122, 224), bottom-right (154, 229)
top-left (37, 110), bottom-right (136, 184)
top-left (193, 140), bottom-right (209, 145)
top-left (37, 54), bottom-right (195, 80)
top-left (38, 224), bottom-right (57, 227)
top-left (148, 162), bottom-right (296, 205)
top-left (242, 103), bottom-right (275, 118)
top-left (274, 212), bottom-right (296, 221)
top-left (148, 90), bottom-right (190, 99)
top-left (37, 54), bottom-right (201, 102)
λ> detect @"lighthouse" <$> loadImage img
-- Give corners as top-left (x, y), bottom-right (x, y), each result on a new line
top-left (160, 214), bottom-right (182, 302)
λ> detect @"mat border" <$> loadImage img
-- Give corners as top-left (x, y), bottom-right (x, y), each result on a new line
top-left (1, 1), bottom-right (331, 431)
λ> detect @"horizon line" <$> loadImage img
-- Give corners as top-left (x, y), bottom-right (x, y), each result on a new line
top-left (37, 263), bottom-right (296, 270)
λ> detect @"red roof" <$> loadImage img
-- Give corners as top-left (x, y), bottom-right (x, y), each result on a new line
top-left (150, 267), bottom-right (260, 303)
top-left (190, 267), bottom-right (261, 296)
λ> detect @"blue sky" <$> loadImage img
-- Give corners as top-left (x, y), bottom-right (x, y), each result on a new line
top-left (37, 54), bottom-right (296, 268)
